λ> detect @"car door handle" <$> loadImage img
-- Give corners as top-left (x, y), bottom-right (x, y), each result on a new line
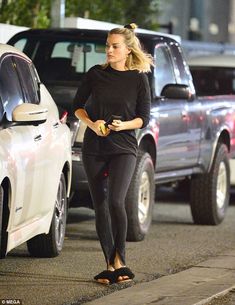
top-left (53, 122), bottom-right (59, 129)
top-left (34, 135), bottom-right (42, 142)
top-left (181, 110), bottom-right (187, 118)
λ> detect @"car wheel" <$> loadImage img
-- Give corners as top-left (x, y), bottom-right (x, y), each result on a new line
top-left (27, 173), bottom-right (67, 257)
top-left (0, 185), bottom-right (9, 259)
top-left (190, 143), bottom-right (230, 225)
top-left (126, 151), bottom-right (155, 241)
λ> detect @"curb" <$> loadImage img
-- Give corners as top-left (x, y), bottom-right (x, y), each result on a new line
top-left (85, 249), bottom-right (235, 305)
top-left (193, 285), bottom-right (235, 305)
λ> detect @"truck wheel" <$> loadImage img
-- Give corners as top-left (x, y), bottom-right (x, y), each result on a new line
top-left (126, 151), bottom-right (155, 241)
top-left (190, 143), bottom-right (230, 225)
top-left (27, 173), bottom-right (67, 257)
top-left (0, 186), bottom-right (9, 259)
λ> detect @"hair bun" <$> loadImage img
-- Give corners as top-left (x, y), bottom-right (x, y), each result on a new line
top-left (124, 23), bottom-right (138, 31)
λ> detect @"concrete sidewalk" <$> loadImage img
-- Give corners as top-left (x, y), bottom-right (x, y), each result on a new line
top-left (85, 249), bottom-right (235, 305)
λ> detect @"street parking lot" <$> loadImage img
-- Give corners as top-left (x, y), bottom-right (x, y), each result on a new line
top-left (1, 189), bottom-right (235, 305)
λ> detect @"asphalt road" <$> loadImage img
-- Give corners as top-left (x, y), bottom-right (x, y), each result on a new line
top-left (1, 188), bottom-right (235, 305)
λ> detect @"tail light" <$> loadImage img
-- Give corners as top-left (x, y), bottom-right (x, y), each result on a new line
top-left (60, 111), bottom-right (68, 124)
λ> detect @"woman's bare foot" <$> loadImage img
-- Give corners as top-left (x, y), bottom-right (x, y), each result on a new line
top-left (113, 253), bottom-right (132, 282)
top-left (94, 265), bottom-right (115, 285)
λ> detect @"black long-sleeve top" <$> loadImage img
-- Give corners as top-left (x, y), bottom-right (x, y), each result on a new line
top-left (73, 65), bottom-right (151, 156)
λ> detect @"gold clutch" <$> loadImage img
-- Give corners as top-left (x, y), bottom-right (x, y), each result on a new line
top-left (99, 123), bottom-right (109, 135)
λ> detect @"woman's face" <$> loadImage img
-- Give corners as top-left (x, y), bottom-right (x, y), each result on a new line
top-left (105, 34), bottom-right (130, 68)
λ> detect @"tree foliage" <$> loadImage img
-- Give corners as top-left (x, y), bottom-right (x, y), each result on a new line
top-left (0, 0), bottom-right (160, 30)
top-left (66, 0), bottom-right (160, 30)
top-left (0, 0), bottom-right (50, 28)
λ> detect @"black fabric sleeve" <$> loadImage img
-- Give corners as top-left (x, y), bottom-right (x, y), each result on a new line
top-left (73, 69), bottom-right (92, 112)
top-left (136, 73), bottom-right (151, 128)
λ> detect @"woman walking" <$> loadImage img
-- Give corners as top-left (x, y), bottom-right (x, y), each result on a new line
top-left (74, 23), bottom-right (152, 285)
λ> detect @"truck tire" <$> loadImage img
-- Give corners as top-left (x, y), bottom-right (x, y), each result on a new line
top-left (27, 173), bottom-right (67, 257)
top-left (190, 143), bottom-right (230, 225)
top-left (125, 151), bottom-right (155, 241)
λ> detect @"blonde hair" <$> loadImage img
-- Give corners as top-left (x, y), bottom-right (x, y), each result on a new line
top-left (103, 23), bottom-right (153, 73)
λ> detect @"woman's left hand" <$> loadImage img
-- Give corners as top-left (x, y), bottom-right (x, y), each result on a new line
top-left (108, 120), bottom-right (124, 132)
top-left (108, 117), bottom-right (143, 131)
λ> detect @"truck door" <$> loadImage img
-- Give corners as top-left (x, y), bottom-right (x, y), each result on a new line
top-left (170, 43), bottom-right (202, 166)
top-left (154, 44), bottom-right (189, 171)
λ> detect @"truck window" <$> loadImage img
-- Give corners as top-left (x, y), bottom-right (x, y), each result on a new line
top-left (35, 41), bottom-right (106, 82)
top-left (51, 42), bottom-right (106, 72)
top-left (190, 66), bottom-right (235, 96)
top-left (13, 38), bottom-right (27, 52)
top-left (154, 45), bottom-right (176, 96)
top-left (170, 43), bottom-right (195, 94)
top-left (10, 37), bottom-right (107, 83)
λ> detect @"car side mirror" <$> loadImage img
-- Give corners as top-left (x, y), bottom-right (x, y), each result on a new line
top-left (12, 103), bottom-right (48, 125)
top-left (161, 84), bottom-right (191, 100)
top-left (2, 104), bottom-right (48, 129)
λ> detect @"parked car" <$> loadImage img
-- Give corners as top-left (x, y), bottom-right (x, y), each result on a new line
top-left (0, 43), bottom-right (72, 258)
top-left (188, 54), bottom-right (235, 185)
top-left (7, 29), bottom-right (235, 242)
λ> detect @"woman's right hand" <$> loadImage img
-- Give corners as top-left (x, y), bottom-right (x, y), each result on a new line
top-left (74, 109), bottom-right (110, 136)
top-left (91, 120), bottom-right (110, 136)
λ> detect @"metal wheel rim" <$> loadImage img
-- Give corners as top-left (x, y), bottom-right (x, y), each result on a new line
top-left (138, 171), bottom-right (150, 224)
top-left (55, 179), bottom-right (66, 249)
top-left (216, 161), bottom-right (227, 210)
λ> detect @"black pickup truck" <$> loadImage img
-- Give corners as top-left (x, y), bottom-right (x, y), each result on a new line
top-left (8, 28), bottom-right (235, 241)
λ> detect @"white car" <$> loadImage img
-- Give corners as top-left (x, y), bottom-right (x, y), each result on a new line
top-left (188, 54), bottom-right (235, 185)
top-left (0, 44), bottom-right (71, 258)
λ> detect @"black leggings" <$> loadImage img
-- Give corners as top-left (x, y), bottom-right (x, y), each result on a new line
top-left (82, 153), bottom-right (136, 266)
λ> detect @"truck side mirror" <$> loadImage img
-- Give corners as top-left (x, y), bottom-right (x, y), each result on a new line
top-left (161, 84), bottom-right (191, 100)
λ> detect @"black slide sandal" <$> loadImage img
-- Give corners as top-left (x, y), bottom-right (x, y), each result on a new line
top-left (94, 270), bottom-right (116, 285)
top-left (114, 267), bottom-right (135, 283)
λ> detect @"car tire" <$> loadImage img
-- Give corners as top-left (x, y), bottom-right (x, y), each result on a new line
top-left (126, 151), bottom-right (155, 241)
top-left (190, 143), bottom-right (230, 225)
top-left (27, 173), bottom-right (67, 257)
top-left (0, 185), bottom-right (9, 259)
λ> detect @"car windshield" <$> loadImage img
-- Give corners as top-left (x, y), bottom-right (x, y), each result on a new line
top-left (13, 38), bottom-right (107, 83)
top-left (190, 66), bottom-right (235, 96)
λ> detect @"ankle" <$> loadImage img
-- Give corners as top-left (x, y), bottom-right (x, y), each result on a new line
top-left (114, 257), bottom-right (125, 269)
top-left (107, 264), bottom-right (115, 271)
top-left (113, 251), bottom-right (126, 269)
